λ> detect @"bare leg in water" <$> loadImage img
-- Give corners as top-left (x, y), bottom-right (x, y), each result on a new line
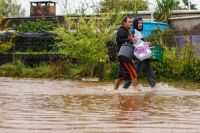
top-left (114, 62), bottom-right (138, 90)
top-left (131, 79), bottom-right (138, 88)
top-left (114, 78), bottom-right (137, 90)
top-left (114, 78), bottom-right (123, 90)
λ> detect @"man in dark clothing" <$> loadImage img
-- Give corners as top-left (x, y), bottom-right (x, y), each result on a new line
top-left (114, 16), bottom-right (137, 90)
top-left (116, 25), bottom-right (134, 51)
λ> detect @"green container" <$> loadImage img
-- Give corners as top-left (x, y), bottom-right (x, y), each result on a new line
top-left (149, 44), bottom-right (163, 61)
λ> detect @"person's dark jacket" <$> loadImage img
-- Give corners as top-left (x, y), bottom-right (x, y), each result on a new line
top-left (116, 25), bottom-right (132, 51)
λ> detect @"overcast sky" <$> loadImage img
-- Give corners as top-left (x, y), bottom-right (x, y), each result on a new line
top-left (17, 0), bottom-right (200, 16)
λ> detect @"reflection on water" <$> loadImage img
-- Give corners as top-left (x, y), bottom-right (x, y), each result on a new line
top-left (0, 77), bottom-right (200, 133)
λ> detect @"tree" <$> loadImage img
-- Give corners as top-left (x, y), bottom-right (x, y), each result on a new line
top-left (0, 0), bottom-right (25, 17)
top-left (154, 0), bottom-right (180, 23)
top-left (61, 0), bottom-right (100, 15)
top-left (99, 0), bottom-right (148, 13)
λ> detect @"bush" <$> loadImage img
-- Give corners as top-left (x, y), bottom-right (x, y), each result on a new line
top-left (54, 15), bottom-right (122, 77)
top-left (12, 19), bottom-right (57, 32)
top-left (181, 58), bottom-right (200, 81)
top-left (103, 62), bottom-right (119, 80)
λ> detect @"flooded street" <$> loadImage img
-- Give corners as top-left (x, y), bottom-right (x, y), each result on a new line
top-left (0, 77), bottom-right (200, 133)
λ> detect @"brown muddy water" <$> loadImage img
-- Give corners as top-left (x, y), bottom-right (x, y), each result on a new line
top-left (0, 77), bottom-right (200, 133)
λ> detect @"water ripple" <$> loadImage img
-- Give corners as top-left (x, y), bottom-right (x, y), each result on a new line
top-left (0, 77), bottom-right (200, 133)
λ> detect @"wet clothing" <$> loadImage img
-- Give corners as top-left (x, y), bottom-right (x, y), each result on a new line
top-left (130, 16), bottom-right (156, 88)
top-left (135, 60), bottom-right (156, 87)
top-left (116, 26), bottom-right (133, 51)
top-left (116, 25), bottom-right (137, 81)
top-left (122, 60), bottom-right (156, 88)
top-left (117, 63), bottom-right (137, 81)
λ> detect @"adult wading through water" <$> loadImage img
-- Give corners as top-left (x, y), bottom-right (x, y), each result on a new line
top-left (124, 16), bottom-right (156, 88)
top-left (114, 16), bottom-right (138, 90)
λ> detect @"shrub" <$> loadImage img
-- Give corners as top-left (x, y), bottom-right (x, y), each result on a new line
top-left (54, 15), bottom-right (122, 77)
top-left (181, 58), bottom-right (200, 81)
top-left (12, 19), bottom-right (57, 32)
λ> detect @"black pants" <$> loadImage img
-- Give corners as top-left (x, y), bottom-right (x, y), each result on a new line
top-left (123, 60), bottom-right (156, 88)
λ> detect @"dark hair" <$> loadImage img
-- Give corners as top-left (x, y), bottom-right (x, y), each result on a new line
top-left (122, 16), bottom-right (132, 24)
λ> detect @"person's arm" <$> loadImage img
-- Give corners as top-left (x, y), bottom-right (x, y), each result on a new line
top-left (134, 30), bottom-right (151, 45)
